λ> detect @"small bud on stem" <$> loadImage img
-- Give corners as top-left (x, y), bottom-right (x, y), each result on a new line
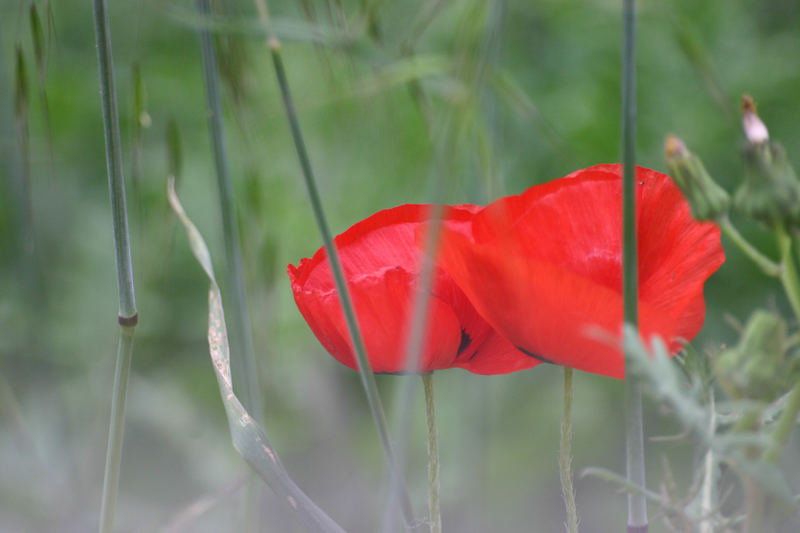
top-left (735, 95), bottom-right (800, 229)
top-left (664, 134), bottom-right (730, 221)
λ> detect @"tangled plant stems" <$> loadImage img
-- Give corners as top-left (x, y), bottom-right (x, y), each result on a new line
top-left (92, 0), bottom-right (138, 532)
top-left (665, 96), bottom-right (800, 531)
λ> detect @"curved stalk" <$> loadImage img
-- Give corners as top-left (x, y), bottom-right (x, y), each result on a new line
top-left (718, 216), bottom-right (781, 277)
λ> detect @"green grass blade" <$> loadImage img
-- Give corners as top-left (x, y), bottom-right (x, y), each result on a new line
top-left (167, 179), bottom-right (347, 533)
top-left (195, 0), bottom-right (263, 425)
top-left (621, 0), bottom-right (647, 531)
top-left (92, 2), bottom-right (140, 532)
top-left (93, 0), bottom-right (137, 321)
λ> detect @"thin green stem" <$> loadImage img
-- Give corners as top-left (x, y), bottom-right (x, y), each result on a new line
top-left (698, 391), bottom-right (716, 533)
top-left (93, 0), bottom-right (137, 322)
top-left (777, 228), bottom-right (800, 322)
top-left (196, 0), bottom-right (263, 425)
top-left (195, 2), bottom-right (264, 530)
top-left (624, 383), bottom-right (646, 533)
top-left (718, 216), bottom-right (781, 277)
top-left (384, 202), bottom-right (443, 533)
top-left (621, 1), bottom-right (647, 532)
top-left (255, 3), bottom-right (415, 525)
top-left (422, 373), bottom-right (441, 533)
top-left (98, 327), bottom-right (135, 533)
top-left (559, 368), bottom-right (579, 533)
top-left (93, 2), bottom-right (139, 531)
top-left (621, 5), bottom-right (638, 329)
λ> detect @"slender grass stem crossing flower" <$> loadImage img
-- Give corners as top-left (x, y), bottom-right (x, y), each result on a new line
top-left (289, 204), bottom-right (537, 375)
top-left (433, 164), bottom-right (725, 379)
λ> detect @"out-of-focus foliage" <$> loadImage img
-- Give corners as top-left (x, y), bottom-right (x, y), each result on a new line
top-left (1, 0), bottom-right (799, 532)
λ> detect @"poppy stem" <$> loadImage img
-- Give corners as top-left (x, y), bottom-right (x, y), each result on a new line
top-left (252, 0), bottom-right (416, 527)
top-left (621, 1), bottom-right (647, 532)
top-left (422, 373), bottom-right (441, 533)
top-left (92, 1), bottom-right (139, 531)
top-left (718, 216), bottom-right (781, 277)
top-left (559, 367), bottom-right (579, 533)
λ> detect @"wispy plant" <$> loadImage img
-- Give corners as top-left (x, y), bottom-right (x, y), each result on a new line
top-left (91, 1), bottom-right (139, 532)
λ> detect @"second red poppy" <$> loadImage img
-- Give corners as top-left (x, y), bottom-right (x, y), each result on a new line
top-left (434, 164), bottom-right (725, 379)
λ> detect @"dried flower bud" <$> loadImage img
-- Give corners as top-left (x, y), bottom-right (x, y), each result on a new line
top-left (734, 96), bottom-right (800, 228)
top-left (741, 95), bottom-right (769, 144)
top-left (714, 310), bottom-right (797, 401)
top-left (664, 135), bottom-right (730, 221)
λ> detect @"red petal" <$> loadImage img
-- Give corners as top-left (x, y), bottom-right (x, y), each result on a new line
top-left (437, 165), bottom-right (724, 379)
top-left (290, 266), bottom-right (462, 373)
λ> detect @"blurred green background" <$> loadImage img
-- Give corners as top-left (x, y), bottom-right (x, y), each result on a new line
top-left (1, 0), bottom-right (799, 531)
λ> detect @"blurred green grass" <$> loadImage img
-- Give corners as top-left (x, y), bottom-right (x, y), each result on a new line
top-left (1, 0), bottom-right (799, 531)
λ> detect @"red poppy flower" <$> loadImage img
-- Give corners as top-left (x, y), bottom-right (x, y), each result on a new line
top-left (434, 164), bottom-right (725, 379)
top-left (288, 204), bottom-right (537, 375)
